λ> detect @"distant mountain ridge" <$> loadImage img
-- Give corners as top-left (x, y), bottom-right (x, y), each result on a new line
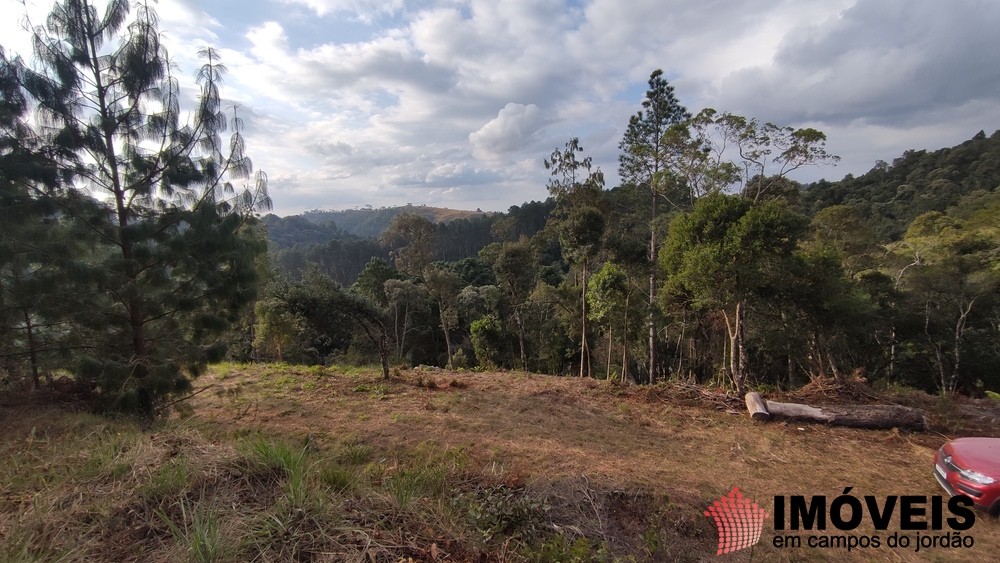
top-left (298, 204), bottom-right (490, 239)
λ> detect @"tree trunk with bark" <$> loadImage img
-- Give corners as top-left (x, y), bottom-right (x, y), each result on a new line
top-left (745, 392), bottom-right (927, 431)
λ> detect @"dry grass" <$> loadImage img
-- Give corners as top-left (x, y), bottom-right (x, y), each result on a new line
top-left (2, 364), bottom-right (1000, 561)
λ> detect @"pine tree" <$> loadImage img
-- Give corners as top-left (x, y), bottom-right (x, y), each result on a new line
top-left (1, 45), bottom-right (89, 387)
top-left (6, 0), bottom-right (270, 414)
top-left (618, 69), bottom-right (689, 382)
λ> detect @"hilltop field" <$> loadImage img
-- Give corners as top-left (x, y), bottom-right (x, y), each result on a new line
top-left (3, 365), bottom-right (1000, 562)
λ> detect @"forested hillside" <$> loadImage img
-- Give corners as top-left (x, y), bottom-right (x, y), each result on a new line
top-left (264, 200), bottom-right (554, 285)
top-left (802, 129), bottom-right (1000, 239)
top-left (301, 205), bottom-right (488, 238)
top-left (246, 81), bottom-right (999, 396)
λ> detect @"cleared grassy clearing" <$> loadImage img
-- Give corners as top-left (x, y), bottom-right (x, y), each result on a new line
top-left (2, 364), bottom-right (999, 561)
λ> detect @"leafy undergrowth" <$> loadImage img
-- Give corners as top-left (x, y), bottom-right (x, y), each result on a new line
top-left (2, 365), bottom-right (999, 562)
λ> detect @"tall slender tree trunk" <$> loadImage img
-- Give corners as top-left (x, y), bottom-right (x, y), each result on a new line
top-left (621, 290), bottom-right (630, 383)
top-left (515, 308), bottom-right (527, 372)
top-left (675, 317), bottom-right (686, 377)
top-left (952, 298), bottom-right (977, 394)
top-left (400, 307), bottom-right (411, 360)
top-left (439, 300), bottom-right (453, 369)
top-left (86, 8), bottom-right (148, 381)
top-left (606, 327), bottom-right (614, 379)
top-left (379, 325), bottom-right (390, 380)
top-left (723, 301), bottom-right (747, 395)
top-left (394, 304), bottom-right (401, 357)
top-left (580, 262), bottom-right (589, 377)
top-left (648, 194), bottom-right (657, 383)
top-left (888, 321), bottom-right (897, 382)
top-left (22, 308), bottom-right (40, 389)
top-left (924, 300), bottom-right (949, 395)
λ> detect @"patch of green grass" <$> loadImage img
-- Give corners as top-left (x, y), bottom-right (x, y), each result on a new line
top-left (211, 362), bottom-right (239, 381)
top-left (326, 364), bottom-right (375, 377)
top-left (156, 499), bottom-right (223, 563)
top-left (317, 463), bottom-right (358, 493)
top-left (139, 458), bottom-right (193, 502)
top-left (238, 435), bottom-right (307, 478)
top-left (352, 382), bottom-right (389, 398)
top-left (523, 534), bottom-right (608, 563)
top-left (0, 524), bottom-right (79, 563)
top-left (385, 465), bottom-right (448, 508)
top-left (458, 484), bottom-right (546, 543)
top-left (77, 430), bottom-right (140, 481)
top-left (338, 443), bottom-right (374, 466)
top-left (263, 374), bottom-right (299, 392)
top-left (380, 443), bottom-right (468, 509)
top-left (284, 462), bottom-right (310, 511)
top-left (305, 365), bottom-right (327, 377)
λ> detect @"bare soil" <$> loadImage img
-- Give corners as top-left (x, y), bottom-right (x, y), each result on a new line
top-left (189, 365), bottom-right (1000, 562)
top-left (3, 365), bottom-right (1000, 562)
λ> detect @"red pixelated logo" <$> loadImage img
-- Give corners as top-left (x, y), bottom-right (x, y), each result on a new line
top-left (704, 487), bottom-right (769, 555)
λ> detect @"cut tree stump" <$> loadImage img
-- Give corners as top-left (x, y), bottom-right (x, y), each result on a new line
top-left (744, 392), bottom-right (927, 431)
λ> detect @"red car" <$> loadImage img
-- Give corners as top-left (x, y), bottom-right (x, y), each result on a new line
top-left (935, 438), bottom-right (1000, 515)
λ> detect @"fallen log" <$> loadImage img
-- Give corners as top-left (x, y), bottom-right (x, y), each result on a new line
top-left (744, 392), bottom-right (927, 431)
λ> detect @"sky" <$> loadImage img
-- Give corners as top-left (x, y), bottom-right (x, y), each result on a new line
top-left (4, 0), bottom-right (1000, 216)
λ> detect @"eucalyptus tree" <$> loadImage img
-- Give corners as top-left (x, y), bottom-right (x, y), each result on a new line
top-left (492, 239), bottom-right (536, 372)
top-left (424, 265), bottom-right (463, 369)
top-left (618, 69), bottom-right (690, 381)
top-left (7, 0), bottom-right (270, 413)
top-left (546, 138), bottom-right (605, 377)
top-left (383, 278), bottom-right (427, 360)
top-left (894, 212), bottom-right (1000, 394)
top-left (668, 109), bottom-right (840, 203)
top-left (380, 213), bottom-right (438, 277)
top-left (661, 194), bottom-right (807, 394)
top-left (587, 262), bottom-right (632, 381)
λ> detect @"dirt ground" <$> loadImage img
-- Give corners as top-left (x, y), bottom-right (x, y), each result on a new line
top-left (187, 364), bottom-right (1000, 562)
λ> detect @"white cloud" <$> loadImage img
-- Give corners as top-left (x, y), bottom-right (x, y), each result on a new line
top-left (156, 0), bottom-right (222, 44)
top-left (281, 0), bottom-right (406, 21)
top-left (714, 0), bottom-right (1000, 126)
top-left (469, 103), bottom-right (546, 160)
top-left (5, 0), bottom-right (999, 215)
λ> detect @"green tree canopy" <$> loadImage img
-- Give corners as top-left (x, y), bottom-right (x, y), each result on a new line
top-left (2, 0), bottom-right (270, 414)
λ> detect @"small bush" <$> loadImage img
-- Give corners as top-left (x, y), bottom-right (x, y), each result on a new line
top-left (524, 534), bottom-right (605, 562)
top-left (458, 484), bottom-right (546, 543)
top-left (451, 348), bottom-right (468, 369)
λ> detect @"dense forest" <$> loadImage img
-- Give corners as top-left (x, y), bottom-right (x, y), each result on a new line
top-left (252, 120), bottom-right (1000, 397)
top-left (2, 1), bottom-right (998, 416)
